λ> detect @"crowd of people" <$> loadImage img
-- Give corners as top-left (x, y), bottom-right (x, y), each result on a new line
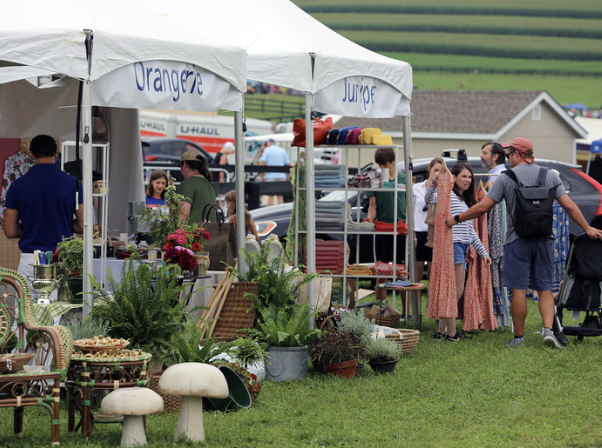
top-left (6, 134), bottom-right (602, 351)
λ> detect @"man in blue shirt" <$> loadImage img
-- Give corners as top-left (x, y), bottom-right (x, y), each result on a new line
top-left (260, 139), bottom-right (291, 205)
top-left (4, 135), bottom-right (84, 281)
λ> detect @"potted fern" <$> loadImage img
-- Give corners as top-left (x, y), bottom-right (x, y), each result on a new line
top-left (89, 257), bottom-right (189, 371)
top-left (231, 242), bottom-right (320, 382)
top-left (248, 300), bottom-right (321, 382)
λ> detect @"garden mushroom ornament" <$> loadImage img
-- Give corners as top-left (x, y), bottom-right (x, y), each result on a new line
top-left (158, 362), bottom-right (229, 442)
top-left (100, 387), bottom-right (163, 447)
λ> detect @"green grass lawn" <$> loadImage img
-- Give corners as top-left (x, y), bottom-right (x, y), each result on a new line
top-left (3, 299), bottom-right (602, 447)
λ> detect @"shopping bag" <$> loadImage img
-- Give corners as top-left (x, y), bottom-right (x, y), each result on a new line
top-left (201, 204), bottom-right (237, 271)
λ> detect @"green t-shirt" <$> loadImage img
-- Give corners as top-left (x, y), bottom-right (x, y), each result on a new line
top-left (365, 171), bottom-right (406, 223)
top-left (176, 176), bottom-right (217, 225)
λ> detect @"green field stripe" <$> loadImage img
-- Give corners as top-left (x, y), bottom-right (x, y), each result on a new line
top-left (382, 52), bottom-right (602, 72)
top-left (339, 31), bottom-right (602, 61)
top-left (299, 5), bottom-right (602, 19)
top-left (312, 13), bottom-right (602, 39)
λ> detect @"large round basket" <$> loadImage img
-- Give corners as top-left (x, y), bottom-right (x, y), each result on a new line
top-left (363, 309), bottom-right (400, 328)
top-left (385, 329), bottom-right (420, 356)
top-left (149, 371), bottom-right (181, 413)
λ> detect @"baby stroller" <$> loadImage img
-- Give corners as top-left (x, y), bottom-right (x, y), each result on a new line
top-left (554, 232), bottom-right (602, 342)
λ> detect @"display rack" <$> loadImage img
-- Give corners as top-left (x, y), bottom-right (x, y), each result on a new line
top-left (61, 141), bottom-right (110, 287)
top-left (298, 144), bottom-right (409, 312)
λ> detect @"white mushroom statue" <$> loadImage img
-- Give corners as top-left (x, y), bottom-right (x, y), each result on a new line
top-left (100, 387), bottom-right (164, 447)
top-left (158, 362), bottom-right (229, 442)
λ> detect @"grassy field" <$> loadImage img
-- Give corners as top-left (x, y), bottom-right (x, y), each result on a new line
top-left (4, 299), bottom-right (602, 447)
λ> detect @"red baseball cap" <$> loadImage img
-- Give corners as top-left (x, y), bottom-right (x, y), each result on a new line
top-left (502, 137), bottom-right (533, 155)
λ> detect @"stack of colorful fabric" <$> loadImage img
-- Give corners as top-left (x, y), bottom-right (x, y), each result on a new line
top-left (314, 164), bottom-right (346, 188)
top-left (315, 200), bottom-right (345, 231)
top-left (309, 239), bottom-right (347, 275)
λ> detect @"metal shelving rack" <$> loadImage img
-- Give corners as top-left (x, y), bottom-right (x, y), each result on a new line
top-left (61, 141), bottom-right (110, 287)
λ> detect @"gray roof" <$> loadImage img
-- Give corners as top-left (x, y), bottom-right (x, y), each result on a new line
top-left (334, 90), bottom-right (546, 134)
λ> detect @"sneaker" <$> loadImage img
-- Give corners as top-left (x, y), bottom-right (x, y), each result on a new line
top-left (506, 337), bottom-right (525, 348)
top-left (456, 330), bottom-right (474, 340)
top-left (543, 328), bottom-right (562, 349)
top-left (445, 333), bottom-right (461, 342)
top-left (433, 332), bottom-right (445, 340)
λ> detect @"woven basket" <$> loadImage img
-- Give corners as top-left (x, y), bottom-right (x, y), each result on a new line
top-left (211, 282), bottom-right (259, 341)
top-left (149, 371), bottom-right (181, 413)
top-left (385, 329), bottom-right (420, 356)
top-left (363, 309), bottom-right (400, 328)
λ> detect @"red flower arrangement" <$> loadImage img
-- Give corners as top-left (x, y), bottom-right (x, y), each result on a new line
top-left (161, 226), bottom-right (210, 272)
top-left (162, 227), bottom-right (210, 254)
top-left (163, 246), bottom-right (197, 271)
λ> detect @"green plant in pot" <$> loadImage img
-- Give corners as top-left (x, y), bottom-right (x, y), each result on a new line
top-left (366, 337), bottom-right (402, 375)
top-left (338, 310), bottom-right (374, 375)
top-left (308, 331), bottom-right (365, 378)
top-left (247, 300), bottom-right (322, 382)
top-left (89, 257), bottom-right (190, 371)
top-left (55, 235), bottom-right (84, 303)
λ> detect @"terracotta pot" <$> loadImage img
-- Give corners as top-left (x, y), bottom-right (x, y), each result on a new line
top-left (325, 359), bottom-right (358, 379)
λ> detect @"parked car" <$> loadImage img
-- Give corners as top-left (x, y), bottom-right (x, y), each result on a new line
top-left (250, 150), bottom-right (602, 262)
top-left (141, 137), bottom-right (212, 183)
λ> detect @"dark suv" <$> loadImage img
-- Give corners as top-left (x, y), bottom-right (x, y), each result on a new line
top-left (141, 137), bottom-right (211, 183)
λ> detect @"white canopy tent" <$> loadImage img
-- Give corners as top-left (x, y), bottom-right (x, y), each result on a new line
top-left (0, 0), bottom-right (247, 316)
top-left (146, 0), bottom-right (415, 313)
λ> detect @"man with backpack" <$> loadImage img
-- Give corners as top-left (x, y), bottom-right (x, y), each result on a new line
top-left (444, 137), bottom-right (602, 349)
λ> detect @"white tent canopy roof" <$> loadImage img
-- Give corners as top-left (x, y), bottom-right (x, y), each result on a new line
top-left (0, 0), bottom-right (247, 93)
top-left (145, 0), bottom-right (412, 118)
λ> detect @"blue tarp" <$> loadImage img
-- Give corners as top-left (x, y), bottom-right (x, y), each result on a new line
top-left (564, 103), bottom-right (590, 111)
top-left (591, 138), bottom-right (602, 153)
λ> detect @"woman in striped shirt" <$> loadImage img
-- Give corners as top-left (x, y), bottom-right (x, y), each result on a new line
top-left (425, 162), bottom-right (491, 341)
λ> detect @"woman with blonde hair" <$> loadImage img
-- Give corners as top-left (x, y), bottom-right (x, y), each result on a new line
top-left (224, 190), bottom-right (259, 241)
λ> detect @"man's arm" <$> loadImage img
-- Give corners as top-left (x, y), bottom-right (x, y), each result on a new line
top-left (444, 196), bottom-right (497, 227)
top-left (366, 197), bottom-right (377, 223)
top-left (556, 193), bottom-right (602, 239)
top-left (3, 208), bottom-right (22, 238)
top-left (72, 205), bottom-right (84, 234)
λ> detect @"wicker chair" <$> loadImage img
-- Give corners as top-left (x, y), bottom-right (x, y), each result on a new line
top-left (0, 267), bottom-right (74, 446)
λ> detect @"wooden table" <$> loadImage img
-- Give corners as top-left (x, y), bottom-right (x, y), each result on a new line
top-left (66, 352), bottom-right (152, 438)
top-left (375, 282), bottom-right (426, 328)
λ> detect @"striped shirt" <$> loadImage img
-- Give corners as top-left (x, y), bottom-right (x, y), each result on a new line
top-left (425, 182), bottom-right (488, 259)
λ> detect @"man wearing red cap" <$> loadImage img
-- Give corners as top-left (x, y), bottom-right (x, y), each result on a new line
top-left (445, 137), bottom-right (602, 349)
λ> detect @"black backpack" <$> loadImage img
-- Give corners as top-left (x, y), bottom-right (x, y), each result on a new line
top-left (505, 167), bottom-right (557, 239)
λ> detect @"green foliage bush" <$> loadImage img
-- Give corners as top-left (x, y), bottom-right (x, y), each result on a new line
top-left (89, 259), bottom-right (189, 365)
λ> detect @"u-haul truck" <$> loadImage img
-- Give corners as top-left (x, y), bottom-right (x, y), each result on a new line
top-left (139, 109), bottom-right (273, 154)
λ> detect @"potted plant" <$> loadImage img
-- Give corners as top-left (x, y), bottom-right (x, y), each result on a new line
top-left (89, 257), bottom-right (189, 371)
top-left (247, 300), bottom-right (321, 382)
top-left (218, 336), bottom-right (270, 400)
top-left (308, 331), bottom-right (365, 378)
top-left (337, 310), bottom-right (373, 376)
top-left (54, 235), bottom-right (84, 303)
top-left (366, 337), bottom-right (402, 375)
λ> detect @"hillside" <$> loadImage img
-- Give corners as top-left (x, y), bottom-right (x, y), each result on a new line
top-left (288, 0), bottom-right (602, 110)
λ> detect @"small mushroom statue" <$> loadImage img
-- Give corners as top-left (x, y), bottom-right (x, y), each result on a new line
top-left (158, 362), bottom-right (229, 442)
top-left (101, 387), bottom-right (164, 447)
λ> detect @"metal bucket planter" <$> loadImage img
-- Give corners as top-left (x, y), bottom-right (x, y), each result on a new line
top-left (206, 365), bottom-right (252, 411)
top-left (265, 346), bottom-right (308, 382)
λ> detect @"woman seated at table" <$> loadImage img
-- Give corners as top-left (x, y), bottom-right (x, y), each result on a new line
top-left (224, 190), bottom-right (259, 241)
top-left (145, 170), bottom-right (168, 208)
